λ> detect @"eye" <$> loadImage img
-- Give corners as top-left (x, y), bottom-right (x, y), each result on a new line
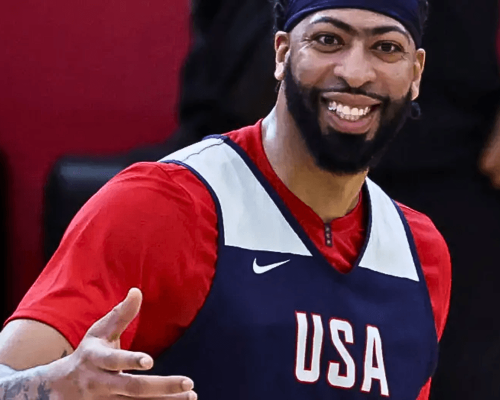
top-left (373, 41), bottom-right (403, 54)
top-left (315, 34), bottom-right (343, 47)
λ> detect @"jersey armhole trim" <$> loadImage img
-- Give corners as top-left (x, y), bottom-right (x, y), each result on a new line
top-left (154, 160), bottom-right (225, 357)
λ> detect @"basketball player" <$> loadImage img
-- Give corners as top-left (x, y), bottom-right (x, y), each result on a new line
top-left (0, 0), bottom-right (451, 399)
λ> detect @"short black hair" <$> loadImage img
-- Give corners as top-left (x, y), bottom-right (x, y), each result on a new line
top-left (272, 0), bottom-right (429, 40)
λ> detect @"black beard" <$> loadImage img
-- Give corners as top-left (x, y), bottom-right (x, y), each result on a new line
top-left (284, 61), bottom-right (413, 175)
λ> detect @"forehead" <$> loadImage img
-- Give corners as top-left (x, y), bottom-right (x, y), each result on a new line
top-left (294, 8), bottom-right (409, 36)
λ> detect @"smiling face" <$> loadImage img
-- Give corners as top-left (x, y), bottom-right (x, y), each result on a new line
top-left (275, 8), bottom-right (425, 174)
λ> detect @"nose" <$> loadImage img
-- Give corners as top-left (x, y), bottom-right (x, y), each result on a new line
top-left (332, 42), bottom-right (376, 89)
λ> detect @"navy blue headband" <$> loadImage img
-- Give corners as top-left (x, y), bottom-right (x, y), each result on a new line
top-left (283, 0), bottom-right (423, 47)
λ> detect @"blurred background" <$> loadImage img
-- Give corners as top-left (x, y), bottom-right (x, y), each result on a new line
top-left (0, 0), bottom-right (192, 318)
top-left (0, 0), bottom-right (500, 399)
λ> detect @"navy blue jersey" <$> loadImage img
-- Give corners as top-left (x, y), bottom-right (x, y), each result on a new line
top-left (149, 136), bottom-right (438, 399)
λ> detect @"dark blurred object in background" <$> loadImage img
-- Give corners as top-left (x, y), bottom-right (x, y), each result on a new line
top-left (43, 0), bottom-right (277, 261)
top-left (44, 143), bottom-right (176, 260)
top-left (165, 0), bottom-right (277, 149)
top-left (369, 0), bottom-right (500, 398)
top-left (44, 157), bottom-right (127, 261)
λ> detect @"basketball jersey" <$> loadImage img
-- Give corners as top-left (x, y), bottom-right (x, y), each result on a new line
top-left (150, 136), bottom-right (438, 399)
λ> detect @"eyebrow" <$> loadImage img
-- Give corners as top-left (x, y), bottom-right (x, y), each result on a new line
top-left (310, 16), bottom-right (411, 43)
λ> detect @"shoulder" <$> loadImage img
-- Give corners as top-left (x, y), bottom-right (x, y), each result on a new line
top-left (79, 161), bottom-right (215, 229)
top-left (397, 202), bottom-right (451, 340)
top-left (70, 161), bottom-right (218, 272)
top-left (103, 161), bottom-right (210, 202)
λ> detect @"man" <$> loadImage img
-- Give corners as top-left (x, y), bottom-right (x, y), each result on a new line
top-left (0, 0), bottom-right (450, 399)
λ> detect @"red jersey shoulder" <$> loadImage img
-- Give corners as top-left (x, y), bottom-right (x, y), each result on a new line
top-left (111, 161), bottom-right (195, 186)
top-left (106, 161), bottom-right (215, 211)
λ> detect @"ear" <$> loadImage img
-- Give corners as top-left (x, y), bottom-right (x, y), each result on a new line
top-left (274, 32), bottom-right (290, 81)
top-left (411, 49), bottom-right (426, 100)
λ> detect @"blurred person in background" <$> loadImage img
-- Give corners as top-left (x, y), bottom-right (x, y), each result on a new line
top-left (162, 0), bottom-right (277, 153)
top-left (0, 0), bottom-right (451, 399)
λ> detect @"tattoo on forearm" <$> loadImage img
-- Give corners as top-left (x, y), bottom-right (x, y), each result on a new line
top-left (35, 382), bottom-right (50, 400)
top-left (0, 377), bottom-right (52, 400)
top-left (2, 379), bottom-right (25, 399)
top-left (0, 350), bottom-right (67, 400)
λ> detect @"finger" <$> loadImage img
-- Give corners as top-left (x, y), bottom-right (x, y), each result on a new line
top-left (110, 392), bottom-right (197, 400)
top-left (110, 374), bottom-right (194, 398)
top-left (88, 288), bottom-right (143, 341)
top-left (87, 343), bottom-right (154, 371)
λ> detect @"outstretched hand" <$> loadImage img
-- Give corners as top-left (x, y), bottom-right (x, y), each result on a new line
top-left (54, 288), bottom-right (196, 399)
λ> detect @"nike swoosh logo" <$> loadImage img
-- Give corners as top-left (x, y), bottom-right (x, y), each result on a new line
top-left (253, 258), bottom-right (291, 274)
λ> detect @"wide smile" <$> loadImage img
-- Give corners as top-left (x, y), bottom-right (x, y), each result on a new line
top-left (321, 98), bottom-right (381, 135)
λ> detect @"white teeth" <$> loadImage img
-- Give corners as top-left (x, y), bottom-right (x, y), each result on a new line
top-left (341, 113), bottom-right (359, 121)
top-left (327, 101), bottom-right (373, 120)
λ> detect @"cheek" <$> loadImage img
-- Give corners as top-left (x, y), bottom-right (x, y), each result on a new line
top-left (290, 50), bottom-right (335, 87)
top-left (378, 64), bottom-right (414, 97)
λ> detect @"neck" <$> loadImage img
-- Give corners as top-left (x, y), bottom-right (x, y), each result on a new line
top-left (261, 93), bottom-right (368, 223)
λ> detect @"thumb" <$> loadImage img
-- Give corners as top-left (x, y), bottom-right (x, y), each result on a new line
top-left (87, 288), bottom-right (143, 342)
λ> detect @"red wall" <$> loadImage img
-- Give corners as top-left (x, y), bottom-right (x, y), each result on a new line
top-left (0, 0), bottom-right (190, 313)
